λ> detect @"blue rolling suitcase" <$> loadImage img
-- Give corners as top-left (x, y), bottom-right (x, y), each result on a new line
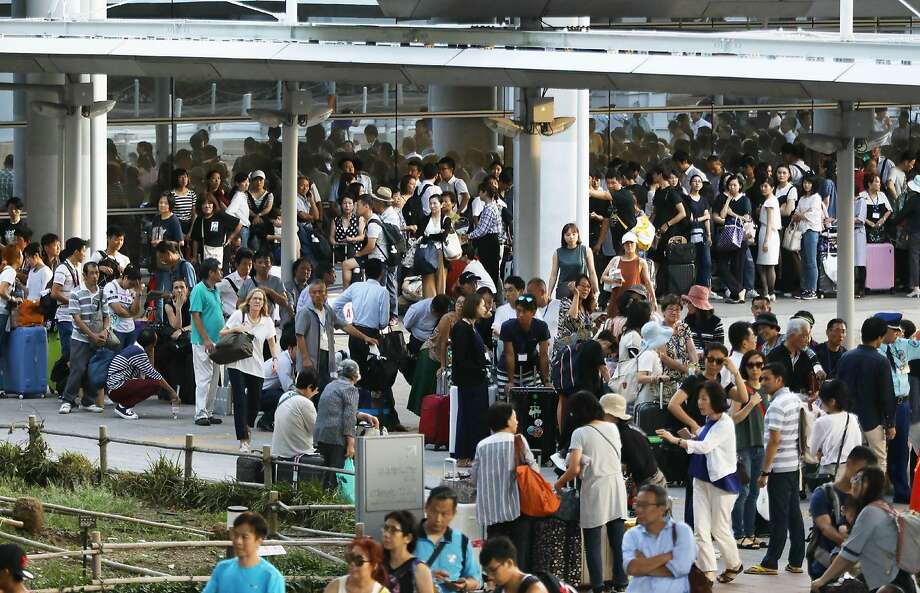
top-left (6, 326), bottom-right (48, 397)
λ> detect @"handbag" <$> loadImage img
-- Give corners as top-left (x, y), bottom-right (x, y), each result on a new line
top-left (514, 434), bottom-right (560, 517)
top-left (553, 488), bottom-right (580, 522)
top-left (401, 275), bottom-right (423, 302)
top-left (670, 524), bottom-right (711, 593)
top-left (413, 242), bottom-right (440, 275)
top-left (17, 300), bottom-right (44, 327)
top-left (88, 347), bottom-right (116, 390)
top-left (402, 238), bottom-right (419, 268)
top-left (443, 233), bottom-right (462, 260)
top-left (718, 217), bottom-right (744, 251)
top-left (783, 222), bottom-right (804, 252)
top-left (666, 238), bottom-right (695, 265)
top-left (87, 291), bottom-right (122, 351)
top-left (209, 331), bottom-right (254, 364)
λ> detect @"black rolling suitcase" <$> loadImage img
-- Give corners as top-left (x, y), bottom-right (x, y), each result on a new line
top-left (236, 456), bottom-right (263, 483)
top-left (275, 453), bottom-right (327, 485)
top-left (667, 263), bottom-right (696, 296)
top-left (511, 387), bottom-right (557, 460)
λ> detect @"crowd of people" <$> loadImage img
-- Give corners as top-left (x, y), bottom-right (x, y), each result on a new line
top-left (4, 105), bottom-right (920, 593)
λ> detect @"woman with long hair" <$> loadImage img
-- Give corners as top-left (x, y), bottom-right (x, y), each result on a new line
top-left (220, 288), bottom-right (280, 453)
top-left (331, 195), bottom-right (366, 288)
top-left (324, 537), bottom-right (390, 593)
top-left (756, 176), bottom-right (780, 301)
top-left (712, 174), bottom-right (751, 303)
top-left (658, 381), bottom-right (743, 585)
top-left (792, 174), bottom-right (825, 300)
top-left (548, 223), bottom-right (598, 298)
top-left (811, 466), bottom-right (917, 593)
top-left (190, 193), bottom-right (242, 265)
top-left (169, 168), bottom-right (198, 234)
top-left (555, 273), bottom-right (596, 359)
top-left (684, 174), bottom-right (713, 286)
top-left (0, 244), bottom-right (22, 357)
top-left (450, 293), bottom-right (490, 466)
top-left (419, 195), bottom-right (453, 297)
top-left (731, 349), bottom-right (768, 551)
top-left (555, 391), bottom-right (629, 593)
top-left (381, 511), bottom-right (433, 593)
top-left (247, 171), bottom-right (275, 228)
top-left (205, 169), bottom-right (229, 210)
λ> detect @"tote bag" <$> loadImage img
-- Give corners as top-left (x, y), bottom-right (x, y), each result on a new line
top-left (514, 435), bottom-right (560, 517)
top-left (413, 242), bottom-right (440, 275)
top-left (782, 223), bottom-right (804, 252)
top-left (718, 217), bottom-right (744, 251)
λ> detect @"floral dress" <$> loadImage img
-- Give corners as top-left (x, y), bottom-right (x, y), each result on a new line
top-left (554, 297), bottom-right (592, 357)
top-left (662, 321), bottom-right (693, 404)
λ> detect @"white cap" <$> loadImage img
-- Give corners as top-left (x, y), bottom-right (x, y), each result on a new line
top-left (250, 170), bottom-right (266, 180)
top-left (621, 231), bottom-right (638, 245)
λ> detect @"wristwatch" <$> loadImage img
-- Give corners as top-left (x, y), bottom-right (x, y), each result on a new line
top-left (760, 471), bottom-right (770, 477)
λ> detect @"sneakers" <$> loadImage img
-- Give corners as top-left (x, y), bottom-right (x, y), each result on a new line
top-left (738, 289), bottom-right (747, 302)
top-left (195, 417), bottom-right (211, 426)
top-left (114, 405), bottom-right (138, 420)
top-left (795, 291), bottom-right (817, 300)
top-left (58, 402), bottom-right (72, 414)
top-left (239, 442), bottom-right (251, 454)
top-left (907, 288), bottom-right (920, 298)
top-left (83, 404), bottom-right (104, 414)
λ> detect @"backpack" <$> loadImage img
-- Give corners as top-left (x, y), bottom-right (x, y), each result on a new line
top-left (298, 224), bottom-right (332, 262)
top-left (806, 483), bottom-right (840, 570)
top-left (368, 218), bottom-right (407, 267)
top-left (40, 262), bottom-right (78, 320)
top-left (871, 501), bottom-right (920, 575)
top-left (550, 341), bottom-right (584, 394)
top-left (95, 250), bottom-right (122, 286)
top-left (520, 571), bottom-right (577, 593)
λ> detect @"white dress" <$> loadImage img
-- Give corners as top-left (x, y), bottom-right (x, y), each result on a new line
top-left (757, 195), bottom-right (781, 265)
top-left (569, 422), bottom-right (628, 529)
top-left (855, 193), bottom-right (868, 268)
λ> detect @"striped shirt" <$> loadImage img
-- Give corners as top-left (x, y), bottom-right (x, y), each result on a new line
top-left (68, 286), bottom-right (105, 344)
top-left (470, 432), bottom-right (537, 527)
top-left (763, 387), bottom-right (802, 474)
top-left (170, 189), bottom-right (198, 224)
top-left (107, 344), bottom-right (163, 392)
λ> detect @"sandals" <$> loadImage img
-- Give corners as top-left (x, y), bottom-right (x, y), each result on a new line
top-left (717, 565), bottom-right (744, 583)
top-left (744, 565), bottom-right (778, 576)
top-left (785, 564), bottom-right (804, 574)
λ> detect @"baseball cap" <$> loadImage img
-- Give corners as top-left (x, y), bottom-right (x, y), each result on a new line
top-left (249, 170), bottom-right (266, 180)
top-left (0, 544), bottom-right (33, 581)
top-left (459, 271), bottom-right (480, 285)
top-left (621, 231), bottom-right (638, 245)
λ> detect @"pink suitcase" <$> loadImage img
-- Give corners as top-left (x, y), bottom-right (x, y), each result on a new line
top-left (865, 242), bottom-right (895, 291)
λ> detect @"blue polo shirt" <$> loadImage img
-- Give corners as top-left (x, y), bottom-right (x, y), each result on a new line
top-left (414, 526), bottom-right (481, 593)
top-left (189, 281), bottom-right (224, 345)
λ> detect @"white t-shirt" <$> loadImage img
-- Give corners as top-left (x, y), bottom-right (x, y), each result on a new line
top-left (618, 330), bottom-right (641, 361)
top-left (810, 412), bottom-right (863, 468)
top-left (365, 214), bottom-right (385, 262)
top-left (440, 176), bottom-right (470, 210)
top-left (90, 249), bottom-right (131, 271)
top-left (271, 392), bottom-right (317, 458)
top-left (26, 265), bottom-right (52, 301)
top-left (535, 300), bottom-right (561, 342)
top-left (218, 271), bottom-right (247, 318)
top-left (225, 191), bottom-right (251, 227)
top-left (637, 350), bottom-right (663, 404)
top-left (0, 266), bottom-right (16, 315)
top-left (492, 302), bottom-right (515, 335)
top-left (462, 260), bottom-right (496, 294)
top-left (52, 261), bottom-right (81, 323)
top-left (225, 310), bottom-right (276, 378)
top-left (103, 280), bottom-right (137, 334)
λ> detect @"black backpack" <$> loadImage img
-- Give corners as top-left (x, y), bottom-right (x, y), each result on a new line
top-left (520, 571), bottom-right (577, 593)
top-left (368, 218), bottom-right (407, 267)
top-left (40, 262), bottom-right (78, 320)
top-left (95, 250), bottom-right (122, 286)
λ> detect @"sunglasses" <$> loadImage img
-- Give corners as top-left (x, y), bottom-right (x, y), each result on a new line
top-left (516, 295), bottom-right (536, 303)
top-left (746, 361), bottom-right (764, 369)
top-left (706, 357), bottom-right (726, 365)
top-left (345, 554), bottom-right (369, 567)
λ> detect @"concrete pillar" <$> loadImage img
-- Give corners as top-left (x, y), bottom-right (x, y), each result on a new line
top-left (64, 107), bottom-right (83, 239)
top-left (80, 76), bottom-right (91, 240)
top-left (280, 86), bottom-right (299, 282)
top-left (90, 73), bottom-right (108, 251)
top-left (836, 105), bottom-right (856, 349)
top-left (513, 90), bottom-right (541, 282)
top-left (154, 78), bottom-right (171, 164)
top-left (428, 86), bottom-right (497, 158)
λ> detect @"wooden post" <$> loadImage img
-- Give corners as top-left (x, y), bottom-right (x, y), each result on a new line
top-left (355, 522), bottom-right (364, 538)
top-left (27, 415), bottom-right (37, 447)
top-left (184, 434), bottom-right (194, 480)
top-left (98, 426), bottom-right (108, 478)
top-left (267, 491), bottom-right (279, 536)
top-left (262, 445), bottom-right (272, 489)
top-left (90, 530), bottom-right (102, 580)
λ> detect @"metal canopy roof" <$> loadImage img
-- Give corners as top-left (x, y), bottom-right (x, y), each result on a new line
top-left (2, 20), bottom-right (920, 102)
top-left (377, 0), bottom-right (913, 19)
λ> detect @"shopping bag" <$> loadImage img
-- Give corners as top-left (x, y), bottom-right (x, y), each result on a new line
top-left (337, 458), bottom-right (356, 503)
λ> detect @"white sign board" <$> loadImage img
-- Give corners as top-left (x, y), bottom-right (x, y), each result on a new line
top-left (356, 434), bottom-right (425, 534)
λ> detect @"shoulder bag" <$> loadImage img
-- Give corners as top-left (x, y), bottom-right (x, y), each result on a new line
top-left (209, 314), bottom-right (255, 364)
top-left (805, 414), bottom-right (850, 491)
top-left (782, 222), bottom-right (803, 252)
top-left (514, 434), bottom-right (560, 517)
top-left (671, 524), bottom-right (713, 593)
top-left (87, 289), bottom-right (122, 351)
top-left (718, 216), bottom-right (744, 251)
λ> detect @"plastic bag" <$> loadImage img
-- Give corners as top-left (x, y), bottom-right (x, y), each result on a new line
top-left (337, 458), bottom-right (356, 504)
top-left (756, 487), bottom-right (769, 521)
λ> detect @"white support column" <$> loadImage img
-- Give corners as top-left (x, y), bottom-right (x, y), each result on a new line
top-left (79, 76), bottom-right (92, 240)
top-left (513, 119), bottom-right (541, 282)
top-left (280, 87), bottom-right (299, 281)
top-left (90, 73), bottom-right (107, 251)
top-left (840, 0), bottom-right (854, 41)
top-left (575, 88), bottom-right (590, 241)
top-left (64, 108), bottom-right (83, 239)
top-left (836, 104), bottom-right (856, 348)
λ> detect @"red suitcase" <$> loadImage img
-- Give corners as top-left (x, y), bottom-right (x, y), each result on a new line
top-left (419, 394), bottom-right (450, 450)
top-left (866, 243), bottom-right (895, 291)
